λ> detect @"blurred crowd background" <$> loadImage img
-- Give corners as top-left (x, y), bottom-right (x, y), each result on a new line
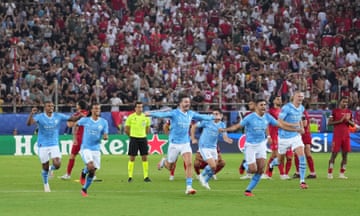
top-left (0, 0), bottom-right (359, 114)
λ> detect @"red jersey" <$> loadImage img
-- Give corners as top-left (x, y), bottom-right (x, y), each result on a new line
top-left (268, 107), bottom-right (280, 139)
top-left (331, 108), bottom-right (352, 137)
top-left (301, 110), bottom-right (312, 144)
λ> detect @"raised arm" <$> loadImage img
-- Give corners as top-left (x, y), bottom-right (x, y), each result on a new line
top-left (26, 107), bottom-right (37, 126)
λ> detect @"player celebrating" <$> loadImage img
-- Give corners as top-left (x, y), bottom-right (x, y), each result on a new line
top-left (222, 99), bottom-right (303, 196)
top-left (191, 108), bottom-right (233, 190)
top-left (61, 100), bottom-right (89, 180)
top-left (269, 91), bottom-right (308, 189)
top-left (146, 93), bottom-right (214, 195)
top-left (26, 101), bottom-right (82, 192)
top-left (79, 103), bottom-right (109, 197)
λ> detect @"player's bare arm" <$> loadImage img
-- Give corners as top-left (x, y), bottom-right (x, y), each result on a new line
top-left (222, 134), bottom-right (233, 144)
top-left (190, 124), bottom-right (198, 144)
top-left (26, 107), bottom-right (38, 126)
top-left (220, 123), bottom-right (242, 133)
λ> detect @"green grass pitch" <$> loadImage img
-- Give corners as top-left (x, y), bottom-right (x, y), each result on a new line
top-left (0, 153), bottom-right (360, 216)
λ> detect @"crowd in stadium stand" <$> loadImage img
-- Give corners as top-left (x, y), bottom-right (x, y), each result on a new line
top-left (0, 0), bottom-right (359, 113)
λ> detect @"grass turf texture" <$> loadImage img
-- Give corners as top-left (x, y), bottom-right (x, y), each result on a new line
top-left (1, 153), bottom-right (360, 216)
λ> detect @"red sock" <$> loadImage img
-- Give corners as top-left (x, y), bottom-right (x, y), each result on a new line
top-left (266, 157), bottom-right (274, 176)
top-left (170, 163), bottom-right (176, 176)
top-left (285, 157), bottom-right (292, 175)
top-left (328, 168), bottom-right (333, 174)
top-left (278, 163), bottom-right (285, 175)
top-left (340, 168), bottom-right (346, 174)
top-left (306, 156), bottom-right (315, 173)
top-left (328, 161), bottom-right (333, 174)
top-left (294, 155), bottom-right (299, 173)
top-left (67, 158), bottom-right (75, 175)
top-left (215, 164), bottom-right (224, 174)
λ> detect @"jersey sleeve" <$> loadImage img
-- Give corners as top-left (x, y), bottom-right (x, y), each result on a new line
top-left (33, 114), bottom-right (40, 123)
top-left (192, 111), bottom-right (214, 121)
top-left (278, 104), bottom-right (289, 120)
top-left (240, 115), bottom-right (249, 127)
top-left (267, 113), bottom-right (279, 126)
top-left (77, 117), bottom-right (87, 126)
top-left (146, 116), bottom-right (151, 127)
top-left (57, 113), bottom-right (71, 121)
top-left (125, 114), bottom-right (132, 127)
top-left (150, 111), bottom-right (173, 118)
top-left (102, 119), bottom-right (109, 134)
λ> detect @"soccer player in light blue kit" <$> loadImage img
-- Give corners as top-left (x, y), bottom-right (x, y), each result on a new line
top-left (222, 99), bottom-right (302, 196)
top-left (190, 108), bottom-right (233, 190)
top-left (26, 101), bottom-right (82, 192)
top-left (145, 94), bottom-right (214, 195)
top-left (270, 91), bottom-right (308, 189)
top-left (78, 103), bottom-right (109, 197)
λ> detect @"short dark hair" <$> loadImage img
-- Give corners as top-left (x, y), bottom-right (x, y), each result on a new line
top-left (134, 101), bottom-right (143, 108)
top-left (212, 107), bottom-right (223, 114)
top-left (78, 100), bottom-right (88, 110)
top-left (178, 93), bottom-right (190, 103)
top-left (90, 102), bottom-right (100, 109)
top-left (255, 98), bottom-right (267, 104)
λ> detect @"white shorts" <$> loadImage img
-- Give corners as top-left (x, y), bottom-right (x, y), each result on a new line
top-left (80, 149), bottom-right (101, 169)
top-left (278, 135), bottom-right (304, 155)
top-left (38, 146), bottom-right (61, 164)
top-left (199, 148), bottom-right (218, 161)
top-left (167, 143), bottom-right (192, 163)
top-left (244, 140), bottom-right (267, 164)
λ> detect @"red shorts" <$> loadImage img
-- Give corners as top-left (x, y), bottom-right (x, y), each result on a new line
top-left (70, 137), bottom-right (82, 155)
top-left (331, 136), bottom-right (351, 153)
top-left (301, 134), bottom-right (312, 145)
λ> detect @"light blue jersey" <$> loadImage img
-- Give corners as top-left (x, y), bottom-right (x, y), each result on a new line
top-left (78, 117), bottom-right (109, 151)
top-left (197, 120), bottom-right (226, 149)
top-left (240, 112), bottom-right (278, 144)
top-left (278, 103), bottom-right (304, 139)
top-left (33, 113), bottom-right (70, 147)
top-left (150, 109), bottom-right (214, 144)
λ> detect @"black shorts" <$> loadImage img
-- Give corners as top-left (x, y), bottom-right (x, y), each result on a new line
top-left (128, 137), bottom-right (148, 156)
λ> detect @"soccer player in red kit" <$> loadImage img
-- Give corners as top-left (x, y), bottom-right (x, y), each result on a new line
top-left (61, 100), bottom-right (89, 180)
top-left (293, 104), bottom-right (316, 179)
top-left (263, 95), bottom-right (293, 180)
top-left (327, 97), bottom-right (358, 179)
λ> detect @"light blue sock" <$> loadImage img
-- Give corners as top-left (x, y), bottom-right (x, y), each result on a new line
top-left (83, 176), bottom-right (93, 190)
top-left (186, 178), bottom-right (192, 187)
top-left (41, 169), bottom-right (48, 184)
top-left (203, 165), bottom-right (214, 182)
top-left (49, 165), bottom-right (56, 171)
top-left (270, 158), bottom-right (279, 168)
top-left (245, 173), bottom-right (261, 192)
top-left (299, 155), bottom-right (306, 182)
top-left (243, 161), bottom-right (249, 171)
